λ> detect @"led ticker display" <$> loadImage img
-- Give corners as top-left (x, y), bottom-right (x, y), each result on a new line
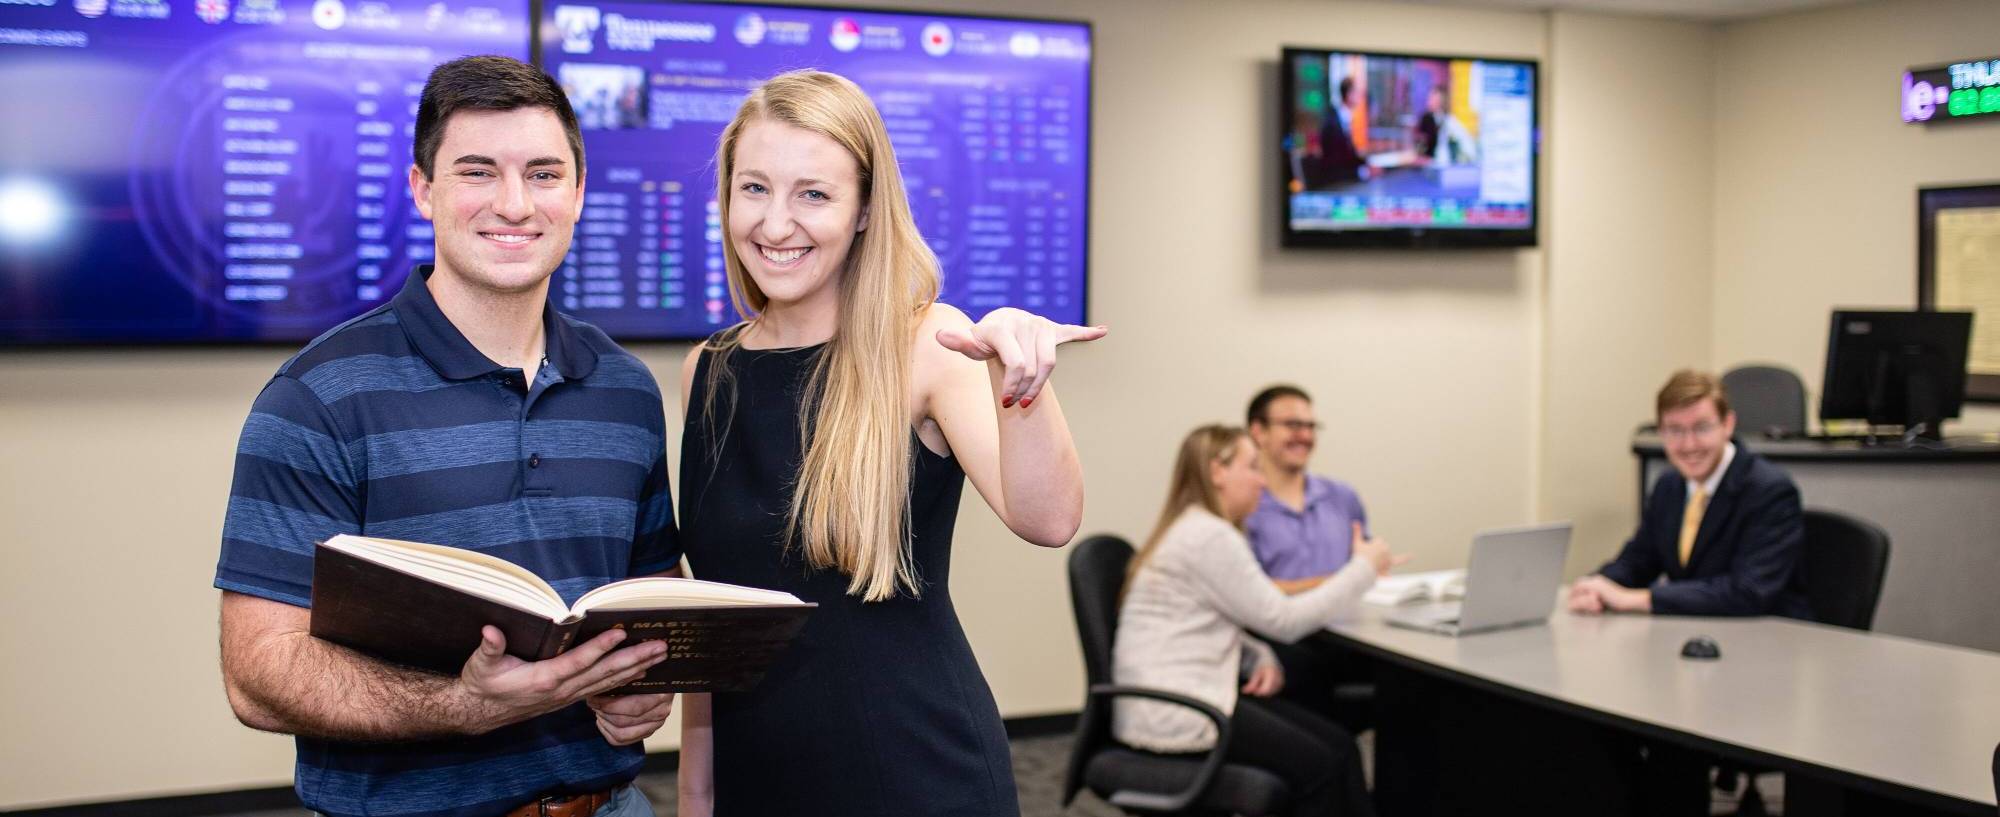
top-left (1903, 57), bottom-right (2000, 124)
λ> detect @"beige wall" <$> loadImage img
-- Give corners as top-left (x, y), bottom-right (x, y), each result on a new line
top-left (7, 0), bottom-right (1994, 807)
top-left (1710, 0), bottom-right (2000, 430)
top-left (1540, 10), bottom-right (1715, 575)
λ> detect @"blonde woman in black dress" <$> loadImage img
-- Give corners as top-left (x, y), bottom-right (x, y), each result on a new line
top-left (669, 70), bottom-right (1104, 817)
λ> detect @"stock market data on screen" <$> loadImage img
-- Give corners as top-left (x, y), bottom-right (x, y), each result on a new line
top-left (0, 0), bottom-right (528, 344)
top-left (540, 2), bottom-right (1091, 339)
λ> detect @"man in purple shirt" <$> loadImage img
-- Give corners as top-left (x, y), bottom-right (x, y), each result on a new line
top-left (1243, 385), bottom-right (1385, 727)
top-left (1246, 464), bottom-right (1369, 582)
top-left (1244, 385), bottom-right (1378, 584)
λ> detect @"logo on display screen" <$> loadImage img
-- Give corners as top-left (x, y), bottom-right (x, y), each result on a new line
top-left (310, 0), bottom-right (344, 29)
top-left (920, 22), bottom-right (951, 57)
top-left (733, 11), bottom-right (764, 46)
top-left (1009, 31), bottom-right (1041, 59)
top-left (554, 4), bottom-right (601, 53)
top-left (828, 17), bottom-right (858, 52)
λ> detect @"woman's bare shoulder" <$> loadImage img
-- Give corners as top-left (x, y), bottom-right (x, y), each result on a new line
top-left (917, 301), bottom-right (972, 333)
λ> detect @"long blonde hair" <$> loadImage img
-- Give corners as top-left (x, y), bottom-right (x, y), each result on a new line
top-left (1125, 425), bottom-right (1248, 590)
top-left (704, 70), bottom-right (941, 602)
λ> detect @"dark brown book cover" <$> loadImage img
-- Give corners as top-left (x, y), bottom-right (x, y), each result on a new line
top-left (308, 542), bottom-right (812, 694)
top-left (574, 606), bottom-right (812, 694)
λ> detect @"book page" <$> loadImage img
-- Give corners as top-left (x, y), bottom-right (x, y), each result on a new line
top-left (573, 576), bottom-right (804, 613)
top-left (1935, 206), bottom-right (2000, 375)
top-left (1364, 569), bottom-right (1466, 606)
top-left (322, 535), bottom-right (569, 620)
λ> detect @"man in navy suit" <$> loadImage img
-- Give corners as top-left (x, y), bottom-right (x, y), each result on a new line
top-left (1557, 371), bottom-right (1811, 817)
top-left (1569, 369), bottom-right (1809, 618)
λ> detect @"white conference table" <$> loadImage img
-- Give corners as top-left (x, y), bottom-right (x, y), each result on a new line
top-left (1325, 606), bottom-right (2000, 814)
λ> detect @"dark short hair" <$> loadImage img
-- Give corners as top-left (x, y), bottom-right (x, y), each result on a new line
top-left (413, 55), bottom-right (584, 182)
top-left (1247, 384), bottom-right (1312, 427)
top-left (1338, 77), bottom-right (1355, 100)
top-left (1656, 370), bottom-right (1733, 420)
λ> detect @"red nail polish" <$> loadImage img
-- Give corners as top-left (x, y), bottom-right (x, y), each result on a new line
top-left (1020, 398), bottom-right (1034, 409)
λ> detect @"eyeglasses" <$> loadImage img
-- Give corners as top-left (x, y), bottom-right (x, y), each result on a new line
top-left (1659, 422), bottom-right (1721, 442)
top-left (1267, 419), bottom-right (1319, 433)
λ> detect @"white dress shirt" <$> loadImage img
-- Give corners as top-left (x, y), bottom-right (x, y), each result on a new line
top-left (1687, 442), bottom-right (1737, 503)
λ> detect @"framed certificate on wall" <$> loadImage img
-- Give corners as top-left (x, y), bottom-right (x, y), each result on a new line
top-left (1919, 183), bottom-right (2000, 402)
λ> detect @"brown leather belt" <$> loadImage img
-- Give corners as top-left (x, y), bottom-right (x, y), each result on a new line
top-left (500, 784), bottom-right (627, 817)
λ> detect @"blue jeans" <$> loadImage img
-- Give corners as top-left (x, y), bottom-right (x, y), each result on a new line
top-left (597, 785), bottom-right (656, 817)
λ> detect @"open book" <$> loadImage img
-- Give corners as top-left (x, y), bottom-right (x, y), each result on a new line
top-left (1362, 568), bottom-right (1467, 607)
top-left (309, 534), bottom-right (813, 695)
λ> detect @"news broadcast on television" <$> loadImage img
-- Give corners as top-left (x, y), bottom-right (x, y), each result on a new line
top-left (1283, 49), bottom-right (1535, 237)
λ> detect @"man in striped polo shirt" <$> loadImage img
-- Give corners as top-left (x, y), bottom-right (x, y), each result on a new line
top-left (215, 56), bottom-right (676, 817)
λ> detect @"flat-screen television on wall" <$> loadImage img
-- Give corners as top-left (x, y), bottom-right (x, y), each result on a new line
top-left (540, 1), bottom-right (1093, 339)
top-left (1280, 47), bottom-right (1538, 249)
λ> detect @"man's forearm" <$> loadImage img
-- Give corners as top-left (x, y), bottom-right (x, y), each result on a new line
top-left (226, 628), bottom-right (489, 742)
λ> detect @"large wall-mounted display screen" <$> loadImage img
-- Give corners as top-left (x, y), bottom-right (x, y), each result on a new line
top-left (539, 1), bottom-right (1092, 338)
top-left (1, 1), bottom-right (1089, 345)
top-left (0, 0), bottom-right (528, 344)
top-left (1280, 47), bottom-right (1538, 248)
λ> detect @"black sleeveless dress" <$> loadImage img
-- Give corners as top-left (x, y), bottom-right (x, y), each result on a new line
top-left (679, 342), bottom-right (1020, 817)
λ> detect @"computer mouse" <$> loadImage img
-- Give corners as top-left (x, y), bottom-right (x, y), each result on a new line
top-left (1680, 635), bottom-right (1721, 660)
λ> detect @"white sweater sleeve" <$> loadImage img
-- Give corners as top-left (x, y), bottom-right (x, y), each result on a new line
top-left (1184, 516), bottom-right (1377, 643)
top-left (1242, 635), bottom-right (1278, 671)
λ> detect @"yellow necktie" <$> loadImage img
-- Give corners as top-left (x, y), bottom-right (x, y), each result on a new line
top-left (1678, 485), bottom-right (1708, 566)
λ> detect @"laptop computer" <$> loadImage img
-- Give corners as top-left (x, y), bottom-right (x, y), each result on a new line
top-left (1385, 522), bottom-right (1571, 637)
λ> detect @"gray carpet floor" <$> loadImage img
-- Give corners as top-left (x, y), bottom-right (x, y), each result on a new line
top-left (230, 733), bottom-right (1119, 817)
top-left (232, 729), bottom-right (1775, 816)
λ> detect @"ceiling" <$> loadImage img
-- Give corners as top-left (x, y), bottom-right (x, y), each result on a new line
top-left (1398, 0), bottom-right (1868, 22)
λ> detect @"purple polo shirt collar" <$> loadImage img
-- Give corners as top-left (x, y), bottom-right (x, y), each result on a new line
top-left (1244, 474), bottom-right (1366, 580)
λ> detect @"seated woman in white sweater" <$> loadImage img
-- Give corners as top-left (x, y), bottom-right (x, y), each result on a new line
top-left (1114, 425), bottom-right (1400, 817)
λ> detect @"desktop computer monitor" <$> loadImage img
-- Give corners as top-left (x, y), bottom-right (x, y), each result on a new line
top-left (1819, 309), bottom-right (1973, 439)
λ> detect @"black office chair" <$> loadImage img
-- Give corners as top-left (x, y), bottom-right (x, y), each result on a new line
top-left (1722, 508), bottom-right (1893, 814)
top-left (1061, 534), bottom-right (1291, 816)
top-left (1721, 364), bottom-right (1808, 439)
top-left (1800, 508), bottom-right (1891, 630)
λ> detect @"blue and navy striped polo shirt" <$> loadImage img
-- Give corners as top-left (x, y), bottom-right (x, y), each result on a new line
top-left (214, 266), bottom-right (679, 817)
